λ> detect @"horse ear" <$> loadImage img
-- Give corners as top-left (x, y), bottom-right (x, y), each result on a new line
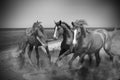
top-left (71, 22), bottom-right (75, 27)
top-left (59, 20), bottom-right (62, 24)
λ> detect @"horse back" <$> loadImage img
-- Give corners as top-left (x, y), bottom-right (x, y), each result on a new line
top-left (83, 32), bottom-right (104, 51)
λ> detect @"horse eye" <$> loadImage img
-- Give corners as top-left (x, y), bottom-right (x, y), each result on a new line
top-left (57, 26), bottom-right (61, 29)
top-left (77, 31), bottom-right (81, 35)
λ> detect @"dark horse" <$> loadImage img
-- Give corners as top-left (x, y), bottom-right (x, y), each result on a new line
top-left (70, 20), bottom-right (113, 67)
top-left (53, 20), bottom-right (73, 64)
top-left (18, 21), bottom-right (51, 68)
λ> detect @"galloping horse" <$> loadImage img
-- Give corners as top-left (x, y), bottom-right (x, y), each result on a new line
top-left (53, 20), bottom-right (73, 64)
top-left (71, 20), bottom-right (113, 67)
top-left (18, 21), bottom-right (51, 68)
top-left (103, 28), bottom-right (120, 62)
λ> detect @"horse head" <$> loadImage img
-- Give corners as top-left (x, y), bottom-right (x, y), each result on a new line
top-left (32, 21), bottom-right (45, 34)
top-left (33, 21), bottom-right (42, 30)
top-left (53, 20), bottom-right (72, 40)
top-left (31, 21), bottom-right (47, 45)
top-left (72, 19), bottom-right (87, 46)
top-left (53, 20), bottom-right (64, 39)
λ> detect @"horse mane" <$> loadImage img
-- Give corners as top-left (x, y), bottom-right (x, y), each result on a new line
top-left (37, 24), bottom-right (48, 39)
top-left (80, 26), bottom-right (86, 37)
top-left (38, 25), bottom-right (45, 34)
top-left (62, 21), bottom-right (71, 29)
top-left (32, 22), bottom-right (45, 34)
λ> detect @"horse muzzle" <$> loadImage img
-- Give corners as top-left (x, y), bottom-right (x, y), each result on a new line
top-left (53, 36), bottom-right (58, 40)
top-left (72, 39), bottom-right (77, 45)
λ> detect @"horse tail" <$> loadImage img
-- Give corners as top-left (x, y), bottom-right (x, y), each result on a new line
top-left (95, 29), bottom-right (114, 60)
top-left (93, 29), bottom-right (109, 53)
top-left (98, 29), bottom-right (110, 49)
top-left (95, 29), bottom-right (109, 45)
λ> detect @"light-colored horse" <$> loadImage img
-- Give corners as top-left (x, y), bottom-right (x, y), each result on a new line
top-left (103, 28), bottom-right (120, 62)
top-left (69, 20), bottom-right (113, 67)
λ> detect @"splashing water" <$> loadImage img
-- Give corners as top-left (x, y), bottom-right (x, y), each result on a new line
top-left (1, 44), bottom-right (120, 80)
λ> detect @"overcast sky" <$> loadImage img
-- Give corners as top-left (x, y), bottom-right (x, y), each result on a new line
top-left (0, 0), bottom-right (119, 28)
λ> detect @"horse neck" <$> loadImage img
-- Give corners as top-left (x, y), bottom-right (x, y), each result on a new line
top-left (77, 30), bottom-right (89, 46)
top-left (81, 26), bottom-right (86, 37)
top-left (37, 29), bottom-right (47, 41)
top-left (62, 25), bottom-right (73, 41)
top-left (77, 34), bottom-right (84, 46)
top-left (40, 29), bottom-right (47, 39)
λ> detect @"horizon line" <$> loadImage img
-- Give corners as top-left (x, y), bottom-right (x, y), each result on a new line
top-left (0, 27), bottom-right (119, 31)
top-left (0, 26), bottom-right (118, 29)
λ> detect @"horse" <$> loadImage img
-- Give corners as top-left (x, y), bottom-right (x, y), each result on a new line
top-left (70, 20), bottom-right (113, 67)
top-left (18, 21), bottom-right (51, 68)
top-left (103, 28), bottom-right (120, 63)
top-left (53, 20), bottom-right (73, 64)
top-left (53, 20), bottom-right (91, 68)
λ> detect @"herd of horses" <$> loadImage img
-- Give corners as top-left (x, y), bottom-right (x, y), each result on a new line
top-left (18, 20), bottom-right (119, 69)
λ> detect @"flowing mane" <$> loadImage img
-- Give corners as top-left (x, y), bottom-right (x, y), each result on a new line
top-left (38, 25), bottom-right (45, 34)
top-left (80, 26), bottom-right (86, 37)
top-left (62, 21), bottom-right (71, 29)
top-left (72, 19), bottom-right (87, 38)
top-left (33, 22), bottom-right (44, 33)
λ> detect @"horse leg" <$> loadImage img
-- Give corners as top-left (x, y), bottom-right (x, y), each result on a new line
top-left (35, 47), bottom-right (40, 68)
top-left (103, 41), bottom-right (113, 61)
top-left (78, 41), bottom-right (92, 66)
top-left (105, 49), bottom-right (113, 61)
top-left (19, 48), bottom-right (26, 68)
top-left (95, 50), bottom-right (101, 67)
top-left (68, 53), bottom-right (78, 69)
top-left (55, 49), bottom-right (66, 64)
top-left (88, 54), bottom-right (93, 66)
top-left (55, 49), bottom-right (71, 64)
top-left (45, 46), bottom-right (51, 62)
top-left (57, 46), bottom-right (73, 62)
top-left (28, 45), bottom-right (33, 66)
top-left (59, 49), bottom-right (66, 57)
top-left (104, 47), bottom-right (113, 61)
top-left (18, 41), bottom-right (28, 69)
top-left (77, 53), bottom-right (86, 66)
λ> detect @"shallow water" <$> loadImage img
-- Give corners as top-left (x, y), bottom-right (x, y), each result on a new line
top-left (0, 30), bottom-right (120, 80)
top-left (1, 45), bottom-right (120, 80)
